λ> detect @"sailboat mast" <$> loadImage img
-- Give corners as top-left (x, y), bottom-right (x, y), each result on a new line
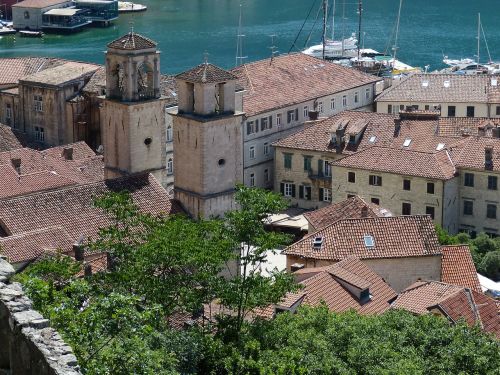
top-left (357, 0), bottom-right (362, 60)
top-left (341, 0), bottom-right (345, 54)
top-left (392, 0), bottom-right (403, 68)
top-left (322, 0), bottom-right (328, 60)
top-left (477, 13), bottom-right (480, 66)
top-left (331, 0), bottom-right (335, 40)
top-left (235, 4), bottom-right (243, 67)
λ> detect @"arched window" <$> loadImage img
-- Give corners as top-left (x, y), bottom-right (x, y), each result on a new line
top-left (166, 125), bottom-right (172, 142)
top-left (167, 158), bottom-right (173, 175)
top-left (137, 62), bottom-right (154, 99)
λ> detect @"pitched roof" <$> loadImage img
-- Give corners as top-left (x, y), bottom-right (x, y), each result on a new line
top-left (12, 0), bottom-right (69, 8)
top-left (283, 216), bottom-right (441, 261)
top-left (107, 32), bottom-right (157, 50)
top-left (176, 62), bottom-right (238, 84)
top-left (0, 174), bottom-right (183, 239)
top-left (304, 195), bottom-right (392, 231)
top-left (376, 74), bottom-right (492, 103)
top-left (231, 53), bottom-right (381, 117)
top-left (332, 146), bottom-right (456, 180)
top-left (0, 226), bottom-right (73, 264)
top-left (450, 136), bottom-right (500, 172)
top-left (437, 117), bottom-right (500, 137)
top-left (392, 280), bottom-right (500, 338)
top-left (258, 258), bottom-right (397, 318)
top-left (272, 111), bottom-right (397, 154)
top-left (0, 124), bottom-right (26, 152)
top-left (0, 57), bottom-right (52, 86)
top-left (441, 245), bottom-right (481, 292)
top-left (21, 61), bottom-right (99, 86)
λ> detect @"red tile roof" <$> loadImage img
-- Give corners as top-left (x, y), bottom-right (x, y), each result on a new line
top-left (376, 74), bottom-right (492, 103)
top-left (176, 63), bottom-right (238, 84)
top-left (0, 174), bottom-right (183, 239)
top-left (304, 195), bottom-right (392, 231)
top-left (437, 117), bottom-right (500, 137)
top-left (0, 124), bottom-right (26, 152)
top-left (441, 245), bottom-right (481, 292)
top-left (231, 53), bottom-right (380, 117)
top-left (392, 281), bottom-right (500, 338)
top-left (284, 216), bottom-right (441, 261)
top-left (450, 136), bottom-right (500, 172)
top-left (0, 57), bottom-right (51, 86)
top-left (258, 258), bottom-right (397, 318)
top-left (107, 32), bottom-right (157, 50)
top-left (0, 226), bottom-right (73, 264)
top-left (332, 146), bottom-right (456, 180)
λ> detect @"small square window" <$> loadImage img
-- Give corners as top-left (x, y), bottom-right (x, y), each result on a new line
top-left (403, 179), bottom-right (411, 191)
top-left (402, 202), bottom-right (412, 215)
top-left (371, 198), bottom-right (380, 205)
top-left (348, 172), bottom-right (356, 183)
top-left (488, 176), bottom-right (498, 190)
top-left (448, 105), bottom-right (456, 117)
top-left (463, 200), bottom-right (473, 216)
top-left (426, 206), bottom-right (435, 219)
top-left (466, 106), bottom-right (475, 117)
top-left (369, 175), bottom-right (382, 186)
top-left (464, 173), bottom-right (474, 187)
top-left (427, 182), bottom-right (435, 194)
top-left (487, 204), bottom-right (497, 219)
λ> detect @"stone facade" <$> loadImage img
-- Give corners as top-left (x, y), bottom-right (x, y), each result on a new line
top-left (12, 0), bottom-right (72, 31)
top-left (0, 258), bottom-right (81, 375)
top-left (377, 101), bottom-right (490, 118)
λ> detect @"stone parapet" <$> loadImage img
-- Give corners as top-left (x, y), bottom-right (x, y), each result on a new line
top-left (0, 257), bottom-right (82, 375)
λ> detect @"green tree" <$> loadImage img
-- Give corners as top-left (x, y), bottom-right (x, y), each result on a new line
top-left (479, 251), bottom-right (500, 281)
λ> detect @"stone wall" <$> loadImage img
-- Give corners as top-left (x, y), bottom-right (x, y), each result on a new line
top-left (0, 258), bottom-right (82, 375)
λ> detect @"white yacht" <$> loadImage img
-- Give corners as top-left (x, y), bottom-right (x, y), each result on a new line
top-left (302, 33), bottom-right (358, 59)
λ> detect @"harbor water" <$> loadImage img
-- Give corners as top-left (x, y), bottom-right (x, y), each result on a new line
top-left (0, 0), bottom-right (498, 74)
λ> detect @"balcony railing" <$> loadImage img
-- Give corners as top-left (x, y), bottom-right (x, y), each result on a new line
top-left (308, 170), bottom-right (331, 181)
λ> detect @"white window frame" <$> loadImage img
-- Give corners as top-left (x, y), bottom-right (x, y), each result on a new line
top-left (249, 145), bottom-right (255, 159)
top-left (33, 95), bottom-right (43, 112)
top-left (263, 142), bottom-right (269, 156)
top-left (303, 106), bottom-right (309, 118)
top-left (167, 158), bottom-right (173, 175)
top-left (330, 98), bottom-right (335, 110)
top-left (166, 125), bottom-right (173, 142)
top-left (365, 87), bottom-right (371, 100)
top-left (323, 188), bottom-right (332, 202)
top-left (324, 161), bottom-right (331, 177)
top-left (342, 95), bottom-right (347, 108)
top-left (284, 183), bottom-right (293, 197)
top-left (246, 120), bottom-right (257, 135)
top-left (276, 113), bottom-right (282, 127)
top-left (34, 126), bottom-right (44, 141)
top-left (318, 101), bottom-right (324, 113)
top-left (354, 91), bottom-right (359, 104)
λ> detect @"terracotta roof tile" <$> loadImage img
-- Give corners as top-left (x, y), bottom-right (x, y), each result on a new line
top-left (376, 74), bottom-right (492, 103)
top-left (304, 195), bottom-right (392, 231)
top-left (284, 216), bottom-right (441, 261)
top-left (231, 53), bottom-right (380, 117)
top-left (107, 32), bottom-right (157, 50)
top-left (450, 136), bottom-right (500, 172)
top-left (0, 57), bottom-right (51, 86)
top-left (176, 63), bottom-right (237, 84)
top-left (41, 141), bottom-right (97, 160)
top-left (21, 62), bottom-right (99, 86)
top-left (0, 124), bottom-right (26, 152)
top-left (441, 245), bottom-right (481, 292)
top-left (437, 117), bottom-right (500, 137)
top-left (0, 173), bottom-right (183, 239)
top-left (332, 146), bottom-right (456, 180)
top-left (392, 281), bottom-right (500, 338)
top-left (0, 226), bottom-right (73, 264)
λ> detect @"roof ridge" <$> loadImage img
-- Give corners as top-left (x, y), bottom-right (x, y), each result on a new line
top-left (0, 225), bottom-right (69, 240)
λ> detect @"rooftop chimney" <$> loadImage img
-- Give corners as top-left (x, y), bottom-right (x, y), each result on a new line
top-left (485, 147), bottom-right (493, 170)
top-left (308, 110), bottom-right (319, 121)
top-left (335, 127), bottom-right (345, 154)
top-left (62, 147), bottom-right (73, 161)
top-left (361, 206), bottom-right (369, 218)
top-left (11, 158), bottom-right (21, 174)
top-left (394, 119), bottom-right (401, 137)
top-left (73, 242), bottom-right (84, 261)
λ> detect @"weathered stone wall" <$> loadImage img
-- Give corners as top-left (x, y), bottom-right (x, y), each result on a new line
top-left (0, 258), bottom-right (82, 375)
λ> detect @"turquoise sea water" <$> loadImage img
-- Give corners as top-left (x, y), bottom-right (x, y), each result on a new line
top-left (0, 0), bottom-right (498, 74)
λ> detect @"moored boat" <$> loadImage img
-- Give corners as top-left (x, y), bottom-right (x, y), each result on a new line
top-left (118, 1), bottom-right (147, 13)
top-left (19, 30), bottom-right (44, 37)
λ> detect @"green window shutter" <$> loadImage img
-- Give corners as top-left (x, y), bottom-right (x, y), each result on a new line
top-left (280, 183), bottom-right (285, 195)
top-left (299, 185), bottom-right (304, 199)
top-left (291, 184), bottom-right (296, 198)
top-left (319, 188), bottom-right (324, 201)
top-left (318, 159), bottom-right (324, 176)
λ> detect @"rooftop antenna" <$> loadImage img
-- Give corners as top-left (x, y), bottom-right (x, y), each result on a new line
top-left (322, 0), bottom-right (328, 60)
top-left (235, 3), bottom-right (248, 67)
top-left (269, 34), bottom-right (278, 64)
top-left (129, 20), bottom-right (134, 34)
top-left (203, 51), bottom-right (209, 64)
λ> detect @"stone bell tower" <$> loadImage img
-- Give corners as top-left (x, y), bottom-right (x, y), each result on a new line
top-left (172, 61), bottom-right (244, 218)
top-left (100, 31), bottom-right (167, 185)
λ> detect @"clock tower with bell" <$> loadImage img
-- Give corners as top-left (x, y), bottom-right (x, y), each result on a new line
top-left (100, 31), bottom-right (167, 185)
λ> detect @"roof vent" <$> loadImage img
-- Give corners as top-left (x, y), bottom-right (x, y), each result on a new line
top-left (312, 236), bottom-right (324, 250)
top-left (403, 138), bottom-right (412, 147)
top-left (62, 147), bottom-right (73, 161)
top-left (363, 235), bottom-right (375, 248)
top-left (436, 143), bottom-right (445, 151)
top-left (443, 80), bottom-right (450, 88)
top-left (422, 80), bottom-right (429, 87)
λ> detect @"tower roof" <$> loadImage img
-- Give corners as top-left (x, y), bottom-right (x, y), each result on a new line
top-left (176, 62), bottom-right (237, 84)
top-left (107, 32), bottom-right (157, 51)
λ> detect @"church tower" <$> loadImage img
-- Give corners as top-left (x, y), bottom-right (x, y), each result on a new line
top-left (100, 31), bottom-right (167, 185)
top-left (173, 61), bottom-right (244, 218)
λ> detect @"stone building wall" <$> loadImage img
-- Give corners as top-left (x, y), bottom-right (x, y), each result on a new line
top-left (0, 258), bottom-right (82, 375)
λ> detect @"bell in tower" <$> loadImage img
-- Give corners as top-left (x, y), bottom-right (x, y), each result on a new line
top-left (100, 31), bottom-right (167, 185)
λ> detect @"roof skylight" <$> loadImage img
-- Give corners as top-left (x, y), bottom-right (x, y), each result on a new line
top-left (369, 135), bottom-right (377, 143)
top-left (436, 143), bottom-right (445, 151)
top-left (363, 235), bottom-right (375, 248)
top-left (403, 138), bottom-right (412, 147)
